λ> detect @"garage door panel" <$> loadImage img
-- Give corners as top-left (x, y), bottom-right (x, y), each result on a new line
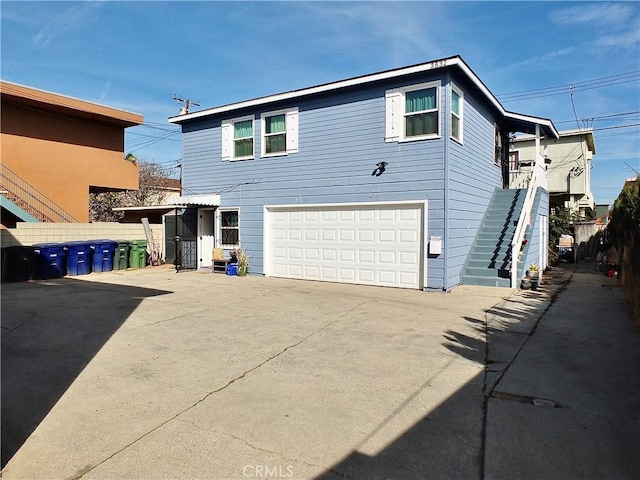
top-left (322, 249), bottom-right (337, 261)
top-left (359, 230), bottom-right (375, 242)
top-left (358, 210), bottom-right (375, 222)
top-left (400, 251), bottom-right (419, 265)
top-left (304, 248), bottom-right (319, 260)
top-left (304, 266), bottom-right (320, 278)
top-left (266, 203), bottom-right (424, 289)
top-left (378, 270), bottom-right (397, 285)
top-left (340, 250), bottom-right (355, 262)
top-left (305, 229), bottom-right (319, 241)
top-left (359, 250), bottom-right (375, 263)
top-left (340, 268), bottom-right (356, 281)
top-left (340, 229), bottom-right (356, 242)
top-left (322, 229), bottom-right (336, 241)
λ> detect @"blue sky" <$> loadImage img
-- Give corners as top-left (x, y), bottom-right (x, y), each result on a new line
top-left (2, 1), bottom-right (639, 207)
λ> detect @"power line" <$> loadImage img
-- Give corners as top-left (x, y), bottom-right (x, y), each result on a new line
top-left (554, 110), bottom-right (640, 125)
top-left (498, 71), bottom-right (640, 103)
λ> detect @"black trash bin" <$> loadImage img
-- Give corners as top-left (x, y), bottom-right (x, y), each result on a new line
top-left (90, 239), bottom-right (116, 273)
top-left (2, 246), bottom-right (36, 282)
top-left (113, 240), bottom-right (131, 270)
top-left (65, 241), bottom-right (92, 276)
top-left (33, 243), bottom-right (66, 279)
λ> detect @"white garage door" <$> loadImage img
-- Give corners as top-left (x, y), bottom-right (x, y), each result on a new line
top-left (264, 201), bottom-right (426, 289)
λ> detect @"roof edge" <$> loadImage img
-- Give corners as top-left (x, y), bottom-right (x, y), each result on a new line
top-left (1, 80), bottom-right (143, 126)
top-left (169, 55), bottom-right (558, 138)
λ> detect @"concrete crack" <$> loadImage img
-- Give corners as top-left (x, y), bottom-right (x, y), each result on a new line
top-left (175, 419), bottom-right (335, 473)
top-left (71, 300), bottom-right (370, 479)
top-left (491, 391), bottom-right (567, 409)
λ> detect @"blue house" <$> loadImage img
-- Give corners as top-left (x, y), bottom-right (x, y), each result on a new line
top-left (169, 55), bottom-right (557, 291)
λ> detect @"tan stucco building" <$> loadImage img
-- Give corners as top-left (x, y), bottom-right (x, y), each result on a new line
top-left (509, 129), bottom-right (596, 217)
top-left (1, 81), bottom-right (143, 226)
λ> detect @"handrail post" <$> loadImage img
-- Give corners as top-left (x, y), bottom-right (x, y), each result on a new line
top-left (511, 125), bottom-right (547, 288)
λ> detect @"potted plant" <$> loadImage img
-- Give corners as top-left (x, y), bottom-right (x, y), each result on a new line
top-left (235, 248), bottom-right (250, 277)
top-left (527, 263), bottom-right (540, 290)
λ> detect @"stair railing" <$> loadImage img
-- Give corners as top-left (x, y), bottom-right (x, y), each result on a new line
top-left (0, 163), bottom-right (79, 223)
top-left (510, 126), bottom-right (547, 288)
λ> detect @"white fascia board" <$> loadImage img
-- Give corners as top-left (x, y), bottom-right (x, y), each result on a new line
top-left (264, 199), bottom-right (429, 211)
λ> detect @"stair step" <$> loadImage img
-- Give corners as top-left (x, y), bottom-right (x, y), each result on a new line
top-left (461, 275), bottom-right (511, 288)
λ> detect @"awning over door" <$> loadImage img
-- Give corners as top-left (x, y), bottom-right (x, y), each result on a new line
top-left (168, 194), bottom-right (220, 206)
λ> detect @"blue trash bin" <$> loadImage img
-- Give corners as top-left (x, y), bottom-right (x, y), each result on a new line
top-left (65, 241), bottom-right (92, 276)
top-left (90, 239), bottom-right (116, 273)
top-left (33, 243), bottom-right (66, 279)
top-left (226, 263), bottom-right (238, 276)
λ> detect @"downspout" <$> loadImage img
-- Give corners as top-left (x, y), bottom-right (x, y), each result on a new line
top-left (443, 72), bottom-right (450, 291)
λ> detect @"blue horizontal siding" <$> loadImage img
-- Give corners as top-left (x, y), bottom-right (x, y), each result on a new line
top-left (444, 77), bottom-right (502, 289)
top-left (180, 70), bottom-right (501, 290)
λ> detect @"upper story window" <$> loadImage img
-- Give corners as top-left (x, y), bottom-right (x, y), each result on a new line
top-left (385, 81), bottom-right (441, 142)
top-left (221, 115), bottom-right (254, 161)
top-left (261, 108), bottom-right (299, 157)
top-left (450, 84), bottom-right (463, 143)
top-left (264, 114), bottom-right (286, 154)
top-left (509, 151), bottom-right (519, 172)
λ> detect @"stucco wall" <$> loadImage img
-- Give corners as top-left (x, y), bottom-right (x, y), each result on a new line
top-left (1, 98), bottom-right (139, 223)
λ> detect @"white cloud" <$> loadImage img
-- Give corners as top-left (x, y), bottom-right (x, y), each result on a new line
top-left (493, 48), bottom-right (575, 77)
top-left (32, 1), bottom-right (104, 48)
top-left (594, 28), bottom-right (640, 48)
top-left (99, 81), bottom-right (111, 102)
top-left (552, 2), bottom-right (636, 26)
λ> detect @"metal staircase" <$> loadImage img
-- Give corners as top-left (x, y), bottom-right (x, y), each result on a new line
top-left (461, 188), bottom-right (528, 288)
top-left (0, 163), bottom-right (79, 223)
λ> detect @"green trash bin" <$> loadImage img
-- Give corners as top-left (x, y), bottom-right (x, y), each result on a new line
top-left (113, 240), bottom-right (131, 270)
top-left (129, 240), bottom-right (148, 269)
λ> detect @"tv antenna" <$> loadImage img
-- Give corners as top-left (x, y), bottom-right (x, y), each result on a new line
top-left (173, 93), bottom-right (200, 115)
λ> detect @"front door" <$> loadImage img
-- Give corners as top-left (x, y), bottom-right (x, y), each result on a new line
top-left (164, 208), bottom-right (198, 270)
top-left (198, 208), bottom-right (215, 268)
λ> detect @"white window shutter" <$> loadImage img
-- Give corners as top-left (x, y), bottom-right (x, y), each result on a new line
top-left (385, 89), bottom-right (401, 142)
top-left (221, 120), bottom-right (232, 161)
top-left (286, 108), bottom-right (299, 153)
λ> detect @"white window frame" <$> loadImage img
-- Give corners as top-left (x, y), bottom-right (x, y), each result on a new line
top-left (450, 83), bottom-right (463, 144)
top-left (260, 107), bottom-right (299, 158)
top-left (494, 124), bottom-right (503, 166)
top-left (221, 115), bottom-right (254, 161)
top-left (509, 150), bottom-right (520, 173)
top-left (217, 208), bottom-right (240, 248)
top-left (385, 81), bottom-right (441, 143)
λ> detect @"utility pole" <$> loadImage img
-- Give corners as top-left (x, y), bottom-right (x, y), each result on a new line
top-left (173, 93), bottom-right (200, 115)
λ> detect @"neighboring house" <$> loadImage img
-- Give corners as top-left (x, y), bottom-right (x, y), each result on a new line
top-left (0, 80), bottom-right (143, 227)
top-left (169, 55), bottom-right (558, 291)
top-left (113, 177), bottom-right (182, 224)
top-left (509, 128), bottom-right (596, 218)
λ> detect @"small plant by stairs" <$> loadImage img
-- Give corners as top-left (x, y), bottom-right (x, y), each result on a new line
top-left (461, 188), bottom-right (528, 287)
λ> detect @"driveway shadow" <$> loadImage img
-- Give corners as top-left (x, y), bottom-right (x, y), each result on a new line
top-left (1, 277), bottom-right (171, 467)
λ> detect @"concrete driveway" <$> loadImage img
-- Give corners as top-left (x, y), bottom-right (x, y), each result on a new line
top-left (2, 267), bottom-right (510, 479)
